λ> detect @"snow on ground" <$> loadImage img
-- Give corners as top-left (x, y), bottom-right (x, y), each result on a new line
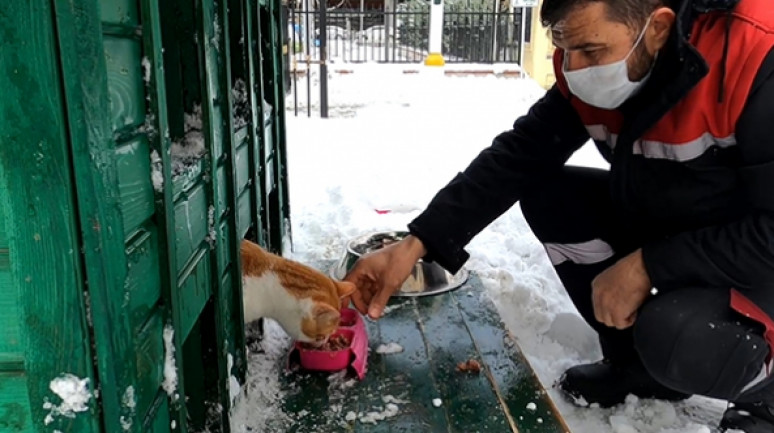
top-left (232, 64), bottom-right (729, 432)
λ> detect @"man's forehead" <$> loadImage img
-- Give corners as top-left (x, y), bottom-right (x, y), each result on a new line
top-left (551, 18), bottom-right (584, 41)
top-left (549, 4), bottom-right (617, 47)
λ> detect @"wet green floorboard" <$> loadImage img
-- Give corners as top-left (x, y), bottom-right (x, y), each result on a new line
top-left (277, 273), bottom-right (570, 433)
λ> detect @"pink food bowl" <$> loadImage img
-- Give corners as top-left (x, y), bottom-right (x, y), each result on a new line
top-left (289, 308), bottom-right (369, 379)
top-left (296, 329), bottom-right (354, 371)
top-left (339, 308), bottom-right (358, 327)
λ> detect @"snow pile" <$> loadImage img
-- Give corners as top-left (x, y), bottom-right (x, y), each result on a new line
top-left (230, 320), bottom-right (293, 432)
top-left (232, 79), bottom-right (250, 129)
top-left (356, 402), bottom-right (400, 424)
top-left (141, 57), bottom-right (151, 84)
top-left (375, 342), bottom-right (404, 354)
top-left (211, 13), bottom-right (221, 51)
top-left (150, 150), bottom-right (164, 192)
top-left (228, 354), bottom-right (242, 408)
top-left (148, 104), bottom-right (207, 192)
top-left (606, 396), bottom-right (714, 433)
top-left (163, 325), bottom-right (179, 400)
top-left (381, 304), bottom-right (403, 315)
top-left (120, 415), bottom-right (132, 431)
top-left (120, 386), bottom-right (136, 431)
top-left (170, 104), bottom-right (206, 176)
top-left (341, 394), bottom-right (406, 425)
top-left (206, 205), bottom-right (217, 248)
top-left (122, 386), bottom-right (136, 410)
top-left (327, 369), bottom-right (358, 393)
top-left (43, 374), bottom-right (92, 425)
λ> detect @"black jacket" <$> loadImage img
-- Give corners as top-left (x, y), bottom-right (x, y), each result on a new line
top-left (408, 1), bottom-right (774, 310)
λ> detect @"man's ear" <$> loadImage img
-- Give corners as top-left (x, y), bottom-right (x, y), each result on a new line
top-left (336, 280), bottom-right (357, 298)
top-left (646, 7), bottom-right (676, 54)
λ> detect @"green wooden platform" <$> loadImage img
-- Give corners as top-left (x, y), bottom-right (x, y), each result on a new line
top-left (274, 273), bottom-right (571, 433)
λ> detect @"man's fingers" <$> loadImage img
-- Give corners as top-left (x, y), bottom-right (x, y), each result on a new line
top-left (597, 299), bottom-right (615, 328)
top-left (619, 312), bottom-right (637, 329)
top-left (593, 283), bottom-right (623, 328)
top-left (363, 287), bottom-right (375, 308)
top-left (343, 256), bottom-right (399, 320)
top-left (612, 315), bottom-right (627, 329)
top-left (594, 304), bottom-right (604, 324)
top-left (342, 259), bottom-right (363, 283)
top-left (628, 311), bottom-right (637, 323)
top-left (592, 287), bottom-right (604, 324)
top-left (601, 311), bottom-right (613, 328)
top-left (350, 288), bottom-right (368, 315)
top-left (368, 286), bottom-right (396, 320)
top-left (609, 307), bottom-right (637, 329)
top-left (345, 261), bottom-right (374, 315)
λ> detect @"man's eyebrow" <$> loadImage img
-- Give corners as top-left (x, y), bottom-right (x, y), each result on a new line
top-left (564, 42), bottom-right (606, 51)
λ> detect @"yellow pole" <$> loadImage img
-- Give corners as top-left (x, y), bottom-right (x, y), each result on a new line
top-left (425, 0), bottom-right (445, 66)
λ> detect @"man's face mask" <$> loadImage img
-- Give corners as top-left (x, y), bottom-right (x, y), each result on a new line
top-left (563, 16), bottom-right (653, 110)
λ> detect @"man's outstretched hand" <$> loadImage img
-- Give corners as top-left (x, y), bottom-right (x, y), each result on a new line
top-left (592, 249), bottom-right (653, 330)
top-left (344, 235), bottom-right (427, 320)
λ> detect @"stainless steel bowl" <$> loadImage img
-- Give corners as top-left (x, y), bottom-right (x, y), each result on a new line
top-left (330, 231), bottom-right (469, 297)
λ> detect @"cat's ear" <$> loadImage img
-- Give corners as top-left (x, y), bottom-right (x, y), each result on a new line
top-left (313, 303), bottom-right (340, 327)
top-left (335, 281), bottom-right (357, 298)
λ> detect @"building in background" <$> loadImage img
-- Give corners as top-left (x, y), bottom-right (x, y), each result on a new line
top-left (521, 0), bottom-right (555, 88)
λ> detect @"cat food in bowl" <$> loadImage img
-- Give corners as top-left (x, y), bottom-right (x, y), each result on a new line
top-left (300, 333), bottom-right (351, 351)
top-left (331, 231), bottom-right (469, 297)
top-left (296, 329), bottom-right (355, 372)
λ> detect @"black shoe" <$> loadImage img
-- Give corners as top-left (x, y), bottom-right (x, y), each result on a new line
top-left (720, 401), bottom-right (774, 433)
top-left (558, 360), bottom-right (691, 408)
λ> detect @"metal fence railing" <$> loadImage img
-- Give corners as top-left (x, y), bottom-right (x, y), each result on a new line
top-left (286, 2), bottom-right (528, 65)
top-left (444, 9), bottom-right (525, 63)
top-left (284, 1), bottom-right (531, 118)
top-left (288, 6), bottom-right (429, 64)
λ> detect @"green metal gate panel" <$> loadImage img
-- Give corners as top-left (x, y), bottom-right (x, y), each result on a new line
top-left (0, 186), bottom-right (32, 433)
top-left (0, 0), bottom-right (291, 431)
top-left (0, 216), bottom-right (16, 362)
top-left (256, 0), bottom-right (292, 252)
top-left (0, 3), bottom-right (102, 433)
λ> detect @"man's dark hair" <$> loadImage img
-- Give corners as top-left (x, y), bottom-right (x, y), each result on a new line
top-left (540, 0), bottom-right (665, 29)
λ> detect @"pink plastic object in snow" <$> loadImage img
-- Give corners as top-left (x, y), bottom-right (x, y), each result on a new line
top-left (291, 308), bottom-right (369, 379)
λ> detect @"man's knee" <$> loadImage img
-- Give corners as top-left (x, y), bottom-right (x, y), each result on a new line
top-left (634, 289), bottom-right (770, 400)
top-left (520, 176), bottom-right (566, 238)
top-left (520, 166), bottom-right (612, 242)
top-left (519, 189), bottom-right (551, 236)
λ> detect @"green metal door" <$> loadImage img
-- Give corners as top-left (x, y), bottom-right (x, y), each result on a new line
top-left (0, 3), bottom-right (102, 432)
top-left (0, 0), bottom-right (291, 432)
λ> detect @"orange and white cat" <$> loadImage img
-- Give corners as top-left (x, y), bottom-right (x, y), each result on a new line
top-left (240, 239), bottom-right (355, 344)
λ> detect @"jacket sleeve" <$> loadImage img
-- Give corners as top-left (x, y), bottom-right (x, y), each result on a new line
top-left (642, 48), bottom-right (774, 292)
top-left (408, 85), bottom-right (590, 273)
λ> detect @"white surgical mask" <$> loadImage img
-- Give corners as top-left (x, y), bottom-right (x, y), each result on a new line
top-left (563, 17), bottom-right (653, 109)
